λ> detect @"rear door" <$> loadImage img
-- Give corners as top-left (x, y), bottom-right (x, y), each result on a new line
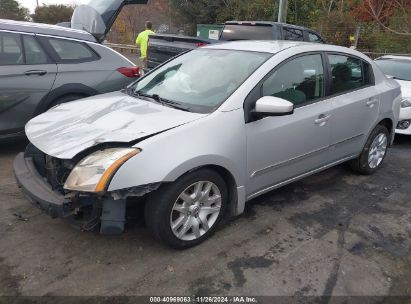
top-left (0, 31), bottom-right (57, 136)
top-left (71, 0), bottom-right (148, 42)
top-left (326, 53), bottom-right (380, 161)
top-left (38, 36), bottom-right (112, 94)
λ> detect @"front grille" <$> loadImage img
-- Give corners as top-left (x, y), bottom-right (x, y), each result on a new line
top-left (26, 143), bottom-right (71, 194)
top-left (45, 156), bottom-right (71, 193)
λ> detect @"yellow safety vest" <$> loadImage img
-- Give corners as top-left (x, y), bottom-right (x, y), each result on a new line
top-left (136, 29), bottom-right (155, 59)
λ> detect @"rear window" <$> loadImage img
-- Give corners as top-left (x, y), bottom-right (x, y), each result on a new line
top-left (328, 54), bottom-right (372, 95)
top-left (220, 24), bottom-right (273, 41)
top-left (23, 35), bottom-right (48, 65)
top-left (0, 32), bottom-right (23, 65)
top-left (283, 27), bottom-right (304, 41)
top-left (47, 38), bottom-right (98, 62)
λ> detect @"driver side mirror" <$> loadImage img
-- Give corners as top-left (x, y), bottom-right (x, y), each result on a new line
top-left (253, 96), bottom-right (294, 118)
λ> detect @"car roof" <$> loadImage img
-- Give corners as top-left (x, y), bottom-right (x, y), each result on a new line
top-left (203, 40), bottom-right (360, 56)
top-left (376, 55), bottom-right (411, 61)
top-left (0, 19), bottom-right (97, 43)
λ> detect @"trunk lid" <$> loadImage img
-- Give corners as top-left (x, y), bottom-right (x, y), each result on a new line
top-left (25, 91), bottom-right (207, 159)
top-left (71, 0), bottom-right (148, 43)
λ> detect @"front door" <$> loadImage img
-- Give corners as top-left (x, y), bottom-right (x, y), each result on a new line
top-left (246, 53), bottom-right (332, 197)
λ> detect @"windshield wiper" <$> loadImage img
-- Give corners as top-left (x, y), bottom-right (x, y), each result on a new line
top-left (134, 91), bottom-right (191, 112)
top-left (393, 76), bottom-right (410, 81)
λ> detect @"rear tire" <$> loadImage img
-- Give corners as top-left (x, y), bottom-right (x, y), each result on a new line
top-left (145, 169), bottom-right (228, 249)
top-left (350, 124), bottom-right (389, 175)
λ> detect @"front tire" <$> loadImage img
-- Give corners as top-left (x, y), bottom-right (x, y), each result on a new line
top-left (350, 124), bottom-right (389, 175)
top-left (145, 169), bottom-right (228, 249)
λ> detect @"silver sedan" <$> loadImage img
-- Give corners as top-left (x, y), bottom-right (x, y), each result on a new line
top-left (14, 41), bottom-right (401, 248)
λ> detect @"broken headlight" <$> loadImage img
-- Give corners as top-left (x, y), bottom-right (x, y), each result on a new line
top-left (64, 148), bottom-right (140, 193)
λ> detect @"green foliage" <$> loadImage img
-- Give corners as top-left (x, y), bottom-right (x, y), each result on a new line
top-left (169, 0), bottom-right (225, 35)
top-left (216, 0), bottom-right (276, 22)
top-left (313, 11), bottom-right (357, 47)
top-left (31, 4), bottom-right (74, 24)
top-left (155, 0), bottom-right (411, 53)
top-left (0, 0), bottom-right (30, 21)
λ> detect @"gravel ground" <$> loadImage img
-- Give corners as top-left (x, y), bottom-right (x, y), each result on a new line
top-left (0, 136), bottom-right (410, 299)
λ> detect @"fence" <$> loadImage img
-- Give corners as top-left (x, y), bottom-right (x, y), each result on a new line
top-left (105, 43), bottom-right (139, 53)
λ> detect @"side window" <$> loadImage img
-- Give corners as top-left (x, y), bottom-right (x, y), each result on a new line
top-left (23, 35), bottom-right (48, 65)
top-left (262, 54), bottom-right (324, 106)
top-left (328, 54), bottom-right (367, 95)
top-left (0, 32), bottom-right (23, 65)
top-left (308, 32), bottom-right (323, 43)
top-left (283, 27), bottom-right (304, 41)
top-left (48, 38), bottom-right (97, 62)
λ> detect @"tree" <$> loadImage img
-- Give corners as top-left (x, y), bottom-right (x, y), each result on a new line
top-left (109, 0), bottom-right (171, 44)
top-left (169, 0), bottom-right (224, 35)
top-left (31, 4), bottom-right (74, 24)
top-left (0, 0), bottom-right (30, 21)
top-left (352, 0), bottom-right (411, 35)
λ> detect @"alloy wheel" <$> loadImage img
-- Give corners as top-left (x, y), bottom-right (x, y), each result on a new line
top-left (368, 133), bottom-right (388, 169)
top-left (170, 181), bottom-right (222, 241)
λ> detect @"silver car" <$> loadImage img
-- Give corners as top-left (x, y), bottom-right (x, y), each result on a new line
top-left (14, 41), bottom-right (401, 248)
top-left (0, 19), bottom-right (139, 141)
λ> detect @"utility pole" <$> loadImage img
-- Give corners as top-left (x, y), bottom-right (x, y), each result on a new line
top-left (36, 0), bottom-right (39, 8)
top-left (277, 0), bottom-right (288, 23)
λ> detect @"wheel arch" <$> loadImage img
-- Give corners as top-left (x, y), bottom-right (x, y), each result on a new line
top-left (377, 117), bottom-right (394, 144)
top-left (151, 156), bottom-right (245, 218)
top-left (181, 164), bottom-right (240, 218)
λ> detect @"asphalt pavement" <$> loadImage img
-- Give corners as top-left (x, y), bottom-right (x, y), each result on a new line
top-left (0, 136), bottom-right (410, 298)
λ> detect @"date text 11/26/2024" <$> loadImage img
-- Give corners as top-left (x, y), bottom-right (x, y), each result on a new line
top-left (149, 297), bottom-right (258, 303)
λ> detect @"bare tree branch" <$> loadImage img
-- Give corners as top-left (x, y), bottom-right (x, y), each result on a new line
top-left (366, 0), bottom-right (411, 35)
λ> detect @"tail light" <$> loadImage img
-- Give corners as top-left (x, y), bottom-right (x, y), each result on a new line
top-left (117, 67), bottom-right (140, 78)
top-left (196, 42), bottom-right (207, 47)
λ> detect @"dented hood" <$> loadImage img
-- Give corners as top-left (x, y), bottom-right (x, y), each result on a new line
top-left (26, 91), bottom-right (207, 159)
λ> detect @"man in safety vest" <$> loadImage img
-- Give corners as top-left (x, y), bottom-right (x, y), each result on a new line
top-left (136, 21), bottom-right (155, 71)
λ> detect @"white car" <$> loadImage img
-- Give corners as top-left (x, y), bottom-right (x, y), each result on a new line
top-left (375, 56), bottom-right (411, 134)
top-left (15, 42), bottom-right (401, 248)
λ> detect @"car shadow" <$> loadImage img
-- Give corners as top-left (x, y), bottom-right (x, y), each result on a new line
top-left (0, 138), bottom-right (28, 155)
top-left (394, 134), bottom-right (411, 147)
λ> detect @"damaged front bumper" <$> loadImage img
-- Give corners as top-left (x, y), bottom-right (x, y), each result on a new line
top-left (14, 153), bottom-right (71, 218)
top-left (13, 148), bottom-right (160, 235)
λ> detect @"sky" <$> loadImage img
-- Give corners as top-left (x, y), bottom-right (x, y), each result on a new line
top-left (20, 0), bottom-right (90, 13)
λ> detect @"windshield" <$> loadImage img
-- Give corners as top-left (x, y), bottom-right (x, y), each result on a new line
top-left (131, 49), bottom-right (271, 113)
top-left (375, 58), bottom-right (411, 81)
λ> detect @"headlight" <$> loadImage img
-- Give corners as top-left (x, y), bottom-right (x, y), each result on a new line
top-left (64, 148), bottom-right (140, 193)
top-left (402, 98), bottom-right (411, 108)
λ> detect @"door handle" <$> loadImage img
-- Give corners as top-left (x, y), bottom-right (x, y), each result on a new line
top-left (315, 114), bottom-right (331, 126)
top-left (25, 70), bottom-right (47, 76)
top-left (366, 98), bottom-right (378, 108)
